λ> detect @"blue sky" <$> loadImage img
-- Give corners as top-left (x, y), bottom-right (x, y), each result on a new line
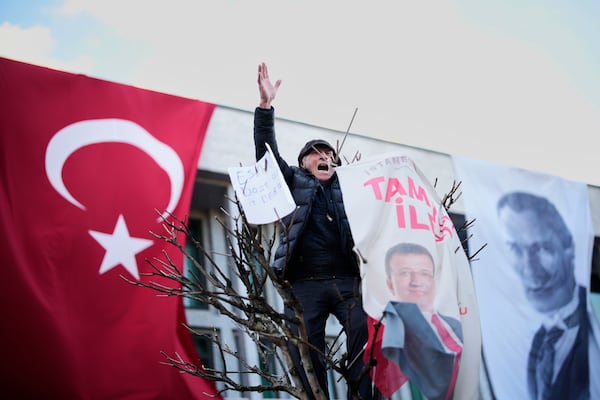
top-left (1, 0), bottom-right (599, 186)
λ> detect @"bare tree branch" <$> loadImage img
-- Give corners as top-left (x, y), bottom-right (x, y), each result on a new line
top-left (124, 175), bottom-right (483, 400)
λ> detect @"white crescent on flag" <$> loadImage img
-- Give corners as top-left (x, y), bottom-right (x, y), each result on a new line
top-left (45, 118), bottom-right (184, 221)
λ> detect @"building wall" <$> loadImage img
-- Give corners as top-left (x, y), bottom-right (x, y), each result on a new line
top-left (198, 106), bottom-right (600, 234)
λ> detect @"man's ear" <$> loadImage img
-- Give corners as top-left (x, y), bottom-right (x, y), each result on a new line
top-left (565, 245), bottom-right (575, 263)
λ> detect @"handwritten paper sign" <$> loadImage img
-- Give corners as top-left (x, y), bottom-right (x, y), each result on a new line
top-left (228, 144), bottom-right (296, 224)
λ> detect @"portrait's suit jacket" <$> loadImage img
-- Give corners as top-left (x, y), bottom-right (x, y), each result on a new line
top-left (527, 286), bottom-right (589, 400)
top-left (381, 301), bottom-right (463, 400)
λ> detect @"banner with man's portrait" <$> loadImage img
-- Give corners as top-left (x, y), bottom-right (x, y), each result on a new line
top-left (453, 156), bottom-right (600, 400)
top-left (337, 153), bottom-right (481, 400)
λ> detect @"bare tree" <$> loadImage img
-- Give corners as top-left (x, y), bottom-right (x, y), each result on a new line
top-left (126, 195), bottom-right (375, 400)
top-left (126, 174), bottom-right (481, 400)
top-left (435, 179), bottom-right (486, 261)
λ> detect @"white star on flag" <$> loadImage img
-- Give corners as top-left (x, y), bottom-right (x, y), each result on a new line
top-left (89, 214), bottom-right (153, 280)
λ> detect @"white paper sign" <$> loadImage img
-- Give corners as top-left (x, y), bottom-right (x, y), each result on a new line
top-left (228, 145), bottom-right (296, 224)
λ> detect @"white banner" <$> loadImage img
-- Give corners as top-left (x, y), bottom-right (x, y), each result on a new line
top-left (337, 153), bottom-right (481, 400)
top-left (228, 144), bottom-right (295, 225)
top-left (453, 155), bottom-right (600, 400)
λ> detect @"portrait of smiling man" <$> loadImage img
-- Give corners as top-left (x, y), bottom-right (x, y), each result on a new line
top-left (381, 242), bottom-right (463, 400)
top-left (385, 242), bottom-right (437, 312)
top-left (497, 191), bottom-right (590, 400)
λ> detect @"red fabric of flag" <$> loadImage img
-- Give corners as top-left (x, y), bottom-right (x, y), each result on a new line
top-left (0, 57), bottom-right (219, 399)
top-left (364, 316), bottom-right (408, 397)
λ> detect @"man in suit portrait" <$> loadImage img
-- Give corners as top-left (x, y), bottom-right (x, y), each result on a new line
top-left (497, 191), bottom-right (589, 400)
top-left (381, 242), bottom-right (463, 400)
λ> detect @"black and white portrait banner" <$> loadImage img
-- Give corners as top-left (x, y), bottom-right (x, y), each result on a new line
top-left (453, 155), bottom-right (600, 400)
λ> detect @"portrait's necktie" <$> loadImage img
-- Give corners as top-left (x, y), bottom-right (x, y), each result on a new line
top-left (431, 313), bottom-right (462, 353)
top-left (431, 313), bottom-right (462, 400)
top-left (536, 326), bottom-right (564, 400)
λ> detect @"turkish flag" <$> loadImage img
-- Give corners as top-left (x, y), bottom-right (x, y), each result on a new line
top-left (365, 317), bottom-right (408, 397)
top-left (0, 57), bottom-right (220, 399)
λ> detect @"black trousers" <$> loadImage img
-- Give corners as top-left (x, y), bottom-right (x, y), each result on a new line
top-left (284, 277), bottom-right (373, 400)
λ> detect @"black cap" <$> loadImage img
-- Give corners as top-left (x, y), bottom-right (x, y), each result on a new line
top-left (297, 139), bottom-right (337, 165)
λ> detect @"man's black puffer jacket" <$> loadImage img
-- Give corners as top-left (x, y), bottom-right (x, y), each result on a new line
top-left (253, 107), bottom-right (356, 275)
